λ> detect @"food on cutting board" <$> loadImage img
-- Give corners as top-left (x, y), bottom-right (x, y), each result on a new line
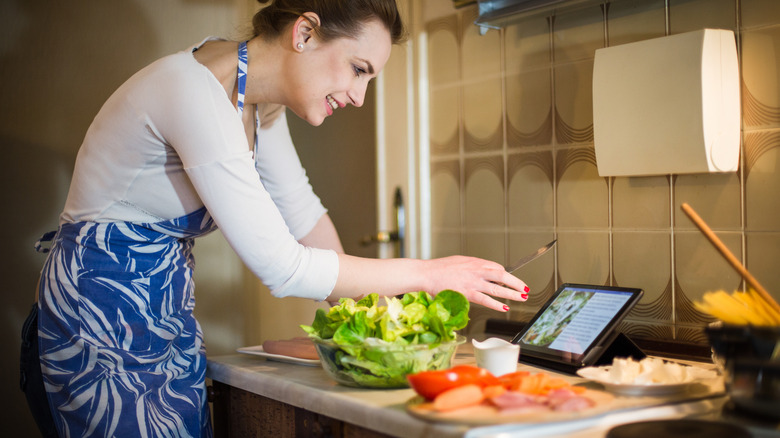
top-left (262, 337), bottom-right (319, 360)
top-left (408, 365), bottom-right (594, 413)
top-left (300, 290), bottom-right (470, 388)
top-left (578, 356), bottom-right (717, 385)
top-left (407, 365), bottom-right (500, 400)
top-left (694, 289), bottom-right (780, 326)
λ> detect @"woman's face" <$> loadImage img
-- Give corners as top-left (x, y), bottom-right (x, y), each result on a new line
top-left (287, 19), bottom-right (392, 126)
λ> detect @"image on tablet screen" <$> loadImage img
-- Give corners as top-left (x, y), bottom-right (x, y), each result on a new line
top-left (520, 289), bottom-right (594, 348)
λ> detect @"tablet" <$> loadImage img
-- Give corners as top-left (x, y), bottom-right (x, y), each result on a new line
top-left (511, 283), bottom-right (643, 373)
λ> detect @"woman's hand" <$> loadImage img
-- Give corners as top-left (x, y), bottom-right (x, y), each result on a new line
top-left (422, 256), bottom-right (529, 312)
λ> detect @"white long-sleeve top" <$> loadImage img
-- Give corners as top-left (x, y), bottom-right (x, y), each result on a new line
top-left (60, 38), bottom-right (338, 300)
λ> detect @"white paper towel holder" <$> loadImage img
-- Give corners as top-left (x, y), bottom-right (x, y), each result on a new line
top-left (592, 29), bottom-right (740, 177)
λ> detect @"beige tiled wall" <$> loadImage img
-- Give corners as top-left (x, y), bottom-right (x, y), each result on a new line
top-left (426, 0), bottom-right (780, 344)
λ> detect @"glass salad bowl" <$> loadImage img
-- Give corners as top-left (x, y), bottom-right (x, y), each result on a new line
top-left (312, 335), bottom-right (466, 388)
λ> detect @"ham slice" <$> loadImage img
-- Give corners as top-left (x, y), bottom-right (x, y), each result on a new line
top-left (488, 388), bottom-right (595, 414)
top-left (547, 389), bottom-right (595, 412)
top-left (489, 391), bottom-right (544, 410)
top-left (262, 337), bottom-right (319, 360)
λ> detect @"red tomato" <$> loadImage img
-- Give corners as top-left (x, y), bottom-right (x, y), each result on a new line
top-left (407, 365), bottom-right (500, 400)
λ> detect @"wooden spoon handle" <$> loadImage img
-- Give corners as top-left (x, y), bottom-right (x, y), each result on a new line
top-left (681, 202), bottom-right (780, 316)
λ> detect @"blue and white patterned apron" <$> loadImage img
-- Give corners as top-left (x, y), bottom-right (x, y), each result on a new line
top-left (36, 41), bottom-right (252, 438)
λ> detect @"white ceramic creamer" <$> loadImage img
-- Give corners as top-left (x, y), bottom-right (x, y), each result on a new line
top-left (472, 337), bottom-right (521, 376)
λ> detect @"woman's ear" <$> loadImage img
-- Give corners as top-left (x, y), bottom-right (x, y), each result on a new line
top-left (292, 12), bottom-right (321, 51)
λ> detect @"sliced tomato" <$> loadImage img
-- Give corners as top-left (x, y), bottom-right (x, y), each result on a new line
top-left (407, 365), bottom-right (500, 400)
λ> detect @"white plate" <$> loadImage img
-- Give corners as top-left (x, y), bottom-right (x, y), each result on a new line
top-left (585, 379), bottom-right (695, 396)
top-left (237, 345), bottom-right (321, 367)
top-left (576, 366), bottom-right (717, 396)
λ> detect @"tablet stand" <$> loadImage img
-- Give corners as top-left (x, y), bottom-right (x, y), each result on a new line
top-left (518, 332), bottom-right (646, 375)
top-left (590, 331), bottom-right (646, 366)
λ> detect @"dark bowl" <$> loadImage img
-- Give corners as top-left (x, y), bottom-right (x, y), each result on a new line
top-left (705, 323), bottom-right (780, 419)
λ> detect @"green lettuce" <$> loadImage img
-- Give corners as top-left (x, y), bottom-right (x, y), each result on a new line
top-left (301, 290), bottom-right (470, 387)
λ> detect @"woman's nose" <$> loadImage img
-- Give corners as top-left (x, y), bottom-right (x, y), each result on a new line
top-left (348, 83), bottom-right (367, 108)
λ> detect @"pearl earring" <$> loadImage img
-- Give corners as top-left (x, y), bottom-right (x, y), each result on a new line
top-left (297, 42), bottom-right (304, 50)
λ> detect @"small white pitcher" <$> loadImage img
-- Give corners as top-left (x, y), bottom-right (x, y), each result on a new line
top-left (472, 337), bottom-right (521, 376)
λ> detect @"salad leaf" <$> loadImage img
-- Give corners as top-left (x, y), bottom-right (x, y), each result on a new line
top-left (301, 290), bottom-right (470, 387)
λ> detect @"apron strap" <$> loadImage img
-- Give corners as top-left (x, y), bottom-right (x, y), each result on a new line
top-left (237, 41), bottom-right (248, 117)
top-left (34, 231), bottom-right (57, 253)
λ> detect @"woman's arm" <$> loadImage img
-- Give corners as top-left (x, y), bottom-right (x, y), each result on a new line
top-left (330, 254), bottom-right (529, 312)
top-left (297, 214), bottom-right (345, 254)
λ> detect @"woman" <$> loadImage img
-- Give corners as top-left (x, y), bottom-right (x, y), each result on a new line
top-left (23, 0), bottom-right (530, 436)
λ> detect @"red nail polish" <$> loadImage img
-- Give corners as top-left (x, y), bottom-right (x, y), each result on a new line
top-left (524, 286), bottom-right (530, 293)
top-left (503, 305), bottom-right (510, 312)
top-left (521, 293), bottom-right (529, 300)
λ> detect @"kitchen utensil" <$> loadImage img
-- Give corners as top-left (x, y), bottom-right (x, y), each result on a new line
top-left (683, 203), bottom-right (780, 419)
top-left (505, 239), bottom-right (557, 273)
top-left (680, 203), bottom-right (780, 317)
top-left (472, 337), bottom-right (520, 376)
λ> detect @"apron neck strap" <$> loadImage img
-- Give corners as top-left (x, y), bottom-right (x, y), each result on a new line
top-left (236, 41), bottom-right (249, 116)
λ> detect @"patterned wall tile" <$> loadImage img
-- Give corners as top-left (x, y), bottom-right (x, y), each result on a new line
top-left (612, 176), bottom-right (670, 229)
top-left (556, 148), bottom-right (608, 228)
top-left (428, 14), bottom-right (462, 157)
top-left (741, 27), bottom-right (780, 130)
top-left (612, 231), bottom-right (673, 322)
top-left (606, 0), bottom-right (666, 47)
top-left (465, 230), bottom-right (505, 263)
top-left (506, 69), bottom-right (553, 148)
top-left (556, 231), bottom-right (610, 285)
top-left (505, 15), bottom-right (552, 74)
top-left (744, 131), bottom-right (780, 231)
top-left (674, 231), bottom-right (744, 324)
top-left (461, 8), bottom-right (501, 81)
top-left (741, 0), bottom-right (780, 29)
top-left (464, 156), bottom-right (504, 229)
top-left (620, 320), bottom-right (674, 343)
top-left (431, 230), bottom-right (462, 259)
top-left (507, 151), bottom-right (555, 230)
top-left (430, 87), bottom-right (460, 155)
top-left (463, 79), bottom-right (503, 152)
top-left (552, 3), bottom-right (606, 65)
top-left (669, 0), bottom-right (737, 33)
top-left (554, 60), bottom-right (595, 144)
top-left (673, 173), bottom-right (742, 230)
top-left (746, 232), bottom-right (780, 304)
top-left (675, 325), bottom-right (709, 344)
top-left (431, 160), bottom-right (461, 229)
top-left (427, 14), bottom-right (460, 85)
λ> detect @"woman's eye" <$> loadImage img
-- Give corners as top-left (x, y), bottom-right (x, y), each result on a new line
top-left (353, 65), bottom-right (366, 77)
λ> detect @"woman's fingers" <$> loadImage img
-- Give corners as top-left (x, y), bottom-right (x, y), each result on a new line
top-left (477, 281), bottom-right (529, 312)
top-left (425, 255), bottom-right (532, 311)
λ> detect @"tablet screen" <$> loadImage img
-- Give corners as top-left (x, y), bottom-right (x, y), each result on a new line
top-left (511, 283), bottom-right (643, 368)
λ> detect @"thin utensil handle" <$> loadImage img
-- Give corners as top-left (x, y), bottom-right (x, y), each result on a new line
top-left (681, 202), bottom-right (780, 315)
top-left (505, 240), bottom-right (557, 273)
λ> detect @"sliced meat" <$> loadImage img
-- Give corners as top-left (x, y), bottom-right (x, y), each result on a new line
top-left (489, 391), bottom-right (543, 410)
top-left (262, 338), bottom-right (319, 360)
top-left (547, 389), bottom-right (595, 412)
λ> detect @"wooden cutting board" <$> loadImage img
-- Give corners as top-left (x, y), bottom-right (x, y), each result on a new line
top-left (406, 389), bottom-right (615, 425)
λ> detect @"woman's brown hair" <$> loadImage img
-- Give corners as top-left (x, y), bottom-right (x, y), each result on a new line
top-left (253, 0), bottom-right (406, 45)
